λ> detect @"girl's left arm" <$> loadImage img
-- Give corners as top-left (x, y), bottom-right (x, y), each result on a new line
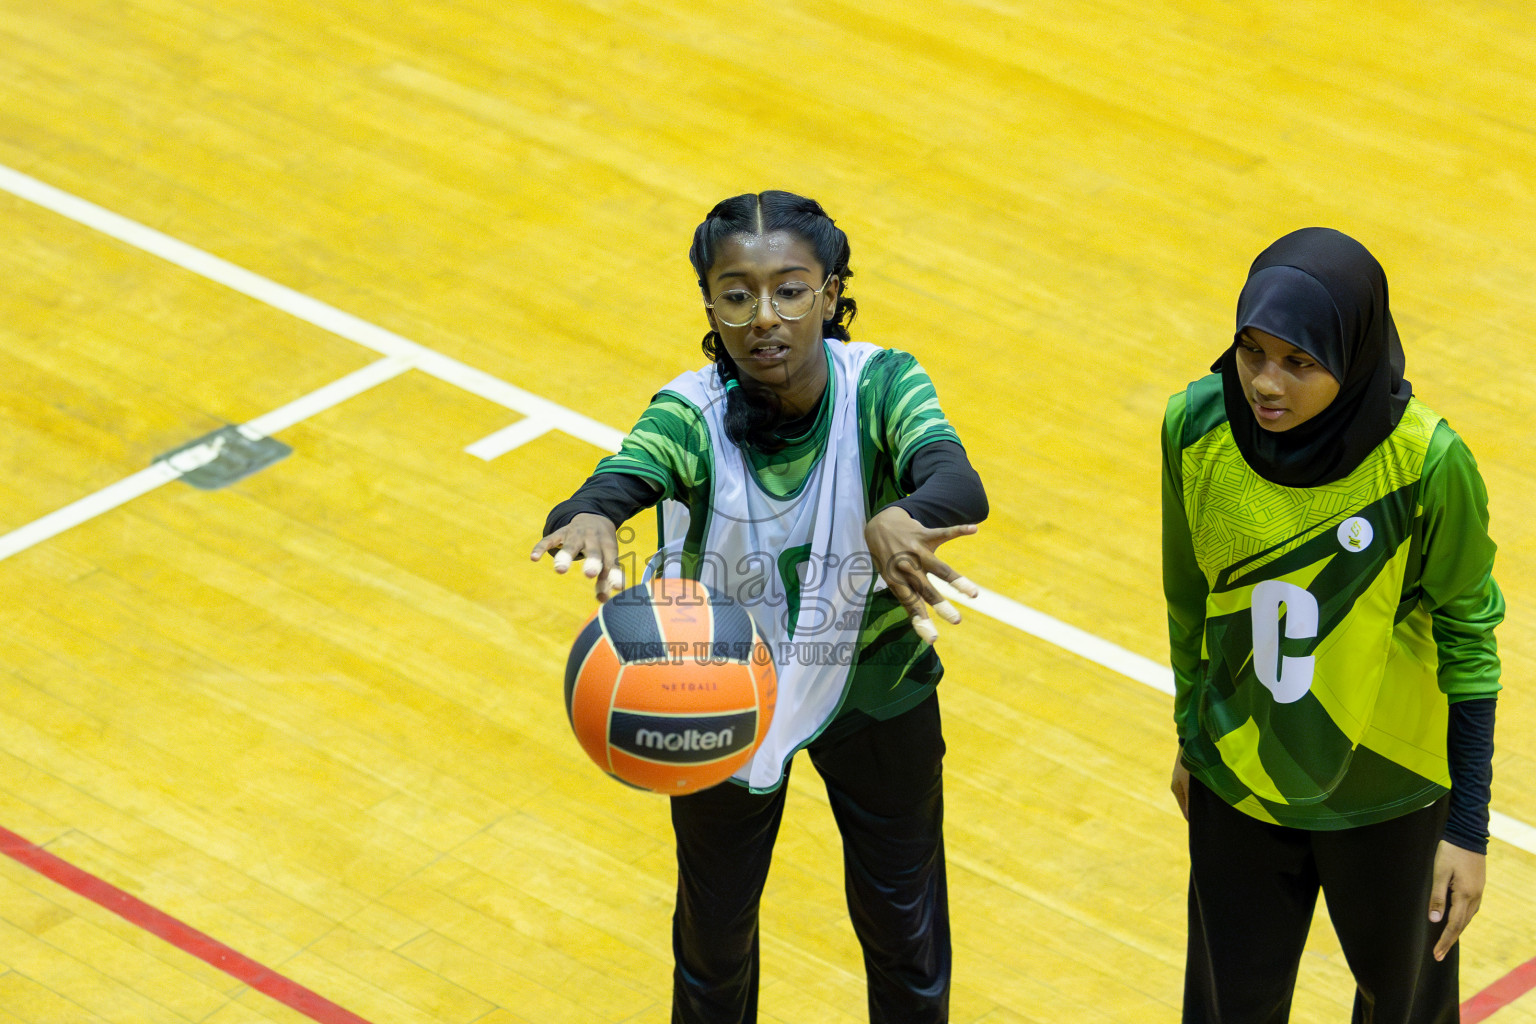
top-left (1162, 392), bottom-right (1207, 820)
top-left (891, 441), bottom-right (988, 528)
top-left (1420, 431), bottom-right (1504, 703)
top-left (1419, 428), bottom-right (1505, 957)
top-left (867, 444), bottom-right (987, 644)
top-left (1420, 430), bottom-right (1504, 843)
top-left (1161, 392), bottom-right (1207, 743)
top-left (864, 352), bottom-right (986, 641)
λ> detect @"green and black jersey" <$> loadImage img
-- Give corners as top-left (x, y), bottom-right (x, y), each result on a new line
top-left (596, 346), bottom-right (962, 729)
top-left (1163, 374), bottom-right (1502, 829)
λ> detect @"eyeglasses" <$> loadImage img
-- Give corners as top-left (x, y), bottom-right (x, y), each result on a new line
top-left (706, 274), bottom-right (836, 328)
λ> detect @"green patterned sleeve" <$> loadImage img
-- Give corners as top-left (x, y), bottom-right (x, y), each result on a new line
top-left (592, 392), bottom-right (711, 505)
top-left (1419, 425), bottom-right (1504, 701)
top-left (862, 349), bottom-right (962, 475)
top-left (1162, 388), bottom-right (1208, 739)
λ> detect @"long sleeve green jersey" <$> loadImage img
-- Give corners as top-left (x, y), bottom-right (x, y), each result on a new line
top-left (1163, 374), bottom-right (1503, 829)
top-left (594, 346), bottom-right (964, 736)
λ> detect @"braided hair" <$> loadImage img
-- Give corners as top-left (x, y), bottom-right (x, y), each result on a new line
top-left (688, 191), bottom-right (856, 452)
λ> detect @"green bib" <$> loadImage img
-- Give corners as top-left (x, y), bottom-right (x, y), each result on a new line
top-left (1181, 388), bottom-right (1449, 828)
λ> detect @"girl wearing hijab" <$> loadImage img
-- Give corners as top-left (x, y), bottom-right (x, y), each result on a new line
top-left (1162, 228), bottom-right (1503, 1023)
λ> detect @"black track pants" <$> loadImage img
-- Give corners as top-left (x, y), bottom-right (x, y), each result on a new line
top-left (1184, 779), bottom-right (1458, 1024)
top-left (670, 694), bottom-right (950, 1024)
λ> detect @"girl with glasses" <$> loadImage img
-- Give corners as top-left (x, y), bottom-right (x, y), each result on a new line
top-left (1163, 228), bottom-right (1503, 1023)
top-left (533, 190), bottom-right (987, 1023)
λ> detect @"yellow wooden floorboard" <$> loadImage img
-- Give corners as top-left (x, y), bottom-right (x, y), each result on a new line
top-left (2, 1), bottom-right (1535, 1022)
top-left (388, 926), bottom-right (623, 1024)
top-left (0, 992), bottom-right (34, 1024)
top-left (0, 833), bottom-right (244, 1000)
top-left (272, 932), bottom-right (498, 1024)
top-left (0, 968), bottom-right (109, 1024)
top-left (457, 1011), bottom-right (535, 1024)
top-left (379, 860), bottom-right (667, 995)
top-left (204, 985), bottom-right (337, 1024)
top-left (0, 913), bottom-right (190, 1024)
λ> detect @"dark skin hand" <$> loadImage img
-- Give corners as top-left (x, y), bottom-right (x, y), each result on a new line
top-left (530, 512), bottom-right (627, 602)
top-left (863, 505), bottom-right (979, 642)
top-left (532, 506), bottom-right (981, 636)
top-left (1171, 749), bottom-right (1191, 821)
top-left (1429, 841), bottom-right (1485, 960)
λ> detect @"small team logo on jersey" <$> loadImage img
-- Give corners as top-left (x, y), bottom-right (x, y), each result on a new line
top-left (1337, 516), bottom-right (1374, 553)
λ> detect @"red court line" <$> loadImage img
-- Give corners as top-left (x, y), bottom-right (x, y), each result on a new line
top-left (1463, 955), bottom-right (1536, 1023)
top-left (0, 824), bottom-right (375, 1024)
top-left (6, 822), bottom-right (1531, 1024)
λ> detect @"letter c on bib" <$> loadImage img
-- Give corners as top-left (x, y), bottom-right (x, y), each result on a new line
top-left (1250, 580), bottom-right (1319, 704)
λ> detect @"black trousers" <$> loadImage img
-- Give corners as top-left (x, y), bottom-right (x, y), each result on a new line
top-left (1184, 779), bottom-right (1458, 1024)
top-left (670, 693), bottom-right (950, 1024)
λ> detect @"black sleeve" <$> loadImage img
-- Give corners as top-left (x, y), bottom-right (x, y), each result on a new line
top-left (1442, 697), bottom-right (1496, 854)
top-left (887, 440), bottom-right (989, 529)
top-left (542, 472), bottom-right (664, 537)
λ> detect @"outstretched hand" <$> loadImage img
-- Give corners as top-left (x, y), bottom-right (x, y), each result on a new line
top-left (1429, 840), bottom-right (1486, 961)
top-left (530, 512), bottom-right (626, 602)
top-left (864, 506), bottom-right (980, 644)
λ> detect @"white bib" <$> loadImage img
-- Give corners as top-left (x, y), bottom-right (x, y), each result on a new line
top-left (649, 341), bottom-right (880, 791)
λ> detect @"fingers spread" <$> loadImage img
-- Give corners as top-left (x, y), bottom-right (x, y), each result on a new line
top-left (885, 575), bottom-right (937, 644)
top-left (928, 569), bottom-right (980, 602)
top-left (597, 565), bottom-right (625, 602)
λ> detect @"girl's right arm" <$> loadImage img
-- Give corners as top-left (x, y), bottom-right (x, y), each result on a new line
top-left (1162, 391), bottom-right (1208, 818)
top-left (1162, 392), bottom-right (1208, 740)
top-left (531, 393), bottom-right (703, 602)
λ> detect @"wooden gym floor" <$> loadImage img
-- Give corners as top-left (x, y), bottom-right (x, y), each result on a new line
top-left (0, 1), bottom-right (1533, 1021)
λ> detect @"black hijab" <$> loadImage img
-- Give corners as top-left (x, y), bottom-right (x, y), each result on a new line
top-left (1212, 227), bottom-right (1413, 487)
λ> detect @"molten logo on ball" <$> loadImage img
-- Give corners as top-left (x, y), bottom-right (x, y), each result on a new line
top-left (565, 578), bottom-right (777, 794)
top-left (617, 710), bottom-right (759, 761)
top-left (636, 727), bottom-right (733, 752)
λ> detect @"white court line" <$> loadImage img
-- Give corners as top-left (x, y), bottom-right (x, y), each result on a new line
top-left (0, 165), bottom-right (624, 454)
top-left (0, 463), bottom-right (182, 562)
top-left (245, 355), bottom-right (413, 436)
top-left (937, 579), bottom-right (1176, 694)
top-left (0, 357), bottom-right (409, 562)
top-left (1493, 811), bottom-right (1536, 854)
top-left (465, 416), bottom-right (554, 460)
top-left (2, 162), bottom-right (1530, 856)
